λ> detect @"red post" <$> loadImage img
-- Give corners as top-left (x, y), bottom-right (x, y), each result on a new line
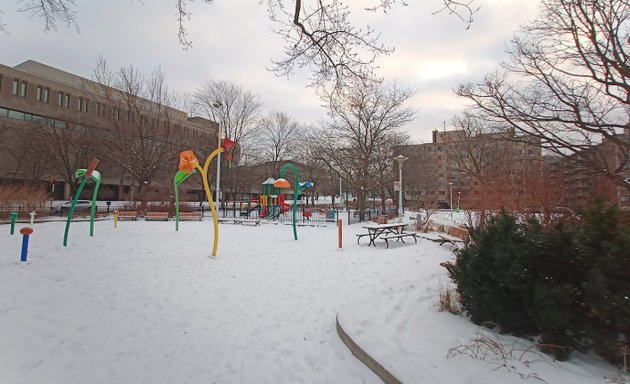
top-left (337, 219), bottom-right (342, 248)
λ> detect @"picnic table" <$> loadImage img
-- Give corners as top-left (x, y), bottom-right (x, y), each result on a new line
top-left (356, 222), bottom-right (417, 248)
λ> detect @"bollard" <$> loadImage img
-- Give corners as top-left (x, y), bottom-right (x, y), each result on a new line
top-left (9, 211), bottom-right (18, 235)
top-left (20, 227), bottom-right (34, 262)
top-left (113, 210), bottom-right (118, 229)
top-left (30, 210), bottom-right (36, 224)
top-left (338, 219), bottom-right (343, 249)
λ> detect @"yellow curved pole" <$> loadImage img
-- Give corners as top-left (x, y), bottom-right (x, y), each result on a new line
top-left (194, 147), bottom-right (225, 257)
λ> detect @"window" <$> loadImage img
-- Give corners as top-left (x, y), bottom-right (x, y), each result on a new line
top-left (64, 93), bottom-right (70, 108)
top-left (36, 86), bottom-right (42, 101)
top-left (12, 79), bottom-right (18, 95)
top-left (20, 81), bottom-right (27, 97)
top-left (58, 92), bottom-right (63, 106)
top-left (84, 99), bottom-right (89, 113)
top-left (77, 97), bottom-right (83, 111)
top-left (44, 88), bottom-right (50, 103)
top-left (0, 74), bottom-right (3, 91)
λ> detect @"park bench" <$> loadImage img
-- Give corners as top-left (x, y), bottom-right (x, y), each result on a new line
top-left (237, 218), bottom-right (261, 226)
top-left (418, 233), bottom-right (466, 248)
top-left (178, 211), bottom-right (202, 221)
top-left (381, 232), bottom-right (418, 248)
top-left (145, 211), bottom-right (169, 221)
top-left (117, 211), bottom-right (138, 221)
top-left (217, 217), bottom-right (261, 226)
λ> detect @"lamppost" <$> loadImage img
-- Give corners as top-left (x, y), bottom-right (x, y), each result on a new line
top-left (448, 181), bottom-right (454, 217)
top-left (394, 155), bottom-right (408, 221)
top-left (457, 191), bottom-right (461, 210)
top-left (212, 101), bottom-right (223, 212)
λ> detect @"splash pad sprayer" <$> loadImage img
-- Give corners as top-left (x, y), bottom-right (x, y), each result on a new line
top-left (20, 227), bottom-right (33, 262)
top-left (62, 158), bottom-right (102, 246)
top-left (9, 211), bottom-right (18, 235)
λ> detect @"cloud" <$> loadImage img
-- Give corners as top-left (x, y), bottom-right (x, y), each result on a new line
top-left (1, 0), bottom-right (541, 143)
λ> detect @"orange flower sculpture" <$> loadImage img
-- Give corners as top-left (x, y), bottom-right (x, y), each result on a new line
top-left (178, 150), bottom-right (199, 174)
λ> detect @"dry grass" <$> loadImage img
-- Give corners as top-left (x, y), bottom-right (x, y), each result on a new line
top-left (0, 185), bottom-right (49, 208)
top-left (433, 286), bottom-right (462, 315)
top-left (447, 328), bottom-right (558, 383)
top-left (0, 185), bottom-right (52, 219)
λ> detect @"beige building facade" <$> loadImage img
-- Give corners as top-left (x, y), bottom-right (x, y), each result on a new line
top-left (0, 60), bottom-right (218, 201)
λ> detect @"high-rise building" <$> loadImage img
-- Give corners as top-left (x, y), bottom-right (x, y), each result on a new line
top-left (394, 129), bottom-right (542, 209)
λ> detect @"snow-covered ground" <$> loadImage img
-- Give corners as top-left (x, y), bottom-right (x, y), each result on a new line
top-left (0, 216), bottom-right (624, 383)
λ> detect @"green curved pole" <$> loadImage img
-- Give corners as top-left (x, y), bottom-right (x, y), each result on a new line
top-left (174, 169), bottom-right (196, 231)
top-left (63, 177), bottom-right (89, 247)
top-left (279, 163), bottom-right (299, 240)
top-left (63, 167), bottom-right (102, 246)
top-left (87, 170), bottom-right (102, 237)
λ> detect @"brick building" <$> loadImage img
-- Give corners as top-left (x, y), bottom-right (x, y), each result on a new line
top-left (394, 129), bottom-right (542, 209)
top-left (0, 60), bottom-right (218, 201)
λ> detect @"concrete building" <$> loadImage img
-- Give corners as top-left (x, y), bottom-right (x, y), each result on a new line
top-left (394, 129), bottom-right (542, 210)
top-left (544, 129), bottom-right (630, 211)
top-left (0, 60), bottom-right (218, 201)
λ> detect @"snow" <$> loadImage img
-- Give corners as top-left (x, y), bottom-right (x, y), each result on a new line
top-left (0, 215), bottom-right (624, 384)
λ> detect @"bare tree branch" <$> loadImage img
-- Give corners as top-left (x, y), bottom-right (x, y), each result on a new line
top-left (456, 0), bottom-right (630, 192)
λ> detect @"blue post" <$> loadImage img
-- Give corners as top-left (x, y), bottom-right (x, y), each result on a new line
top-left (19, 227), bottom-right (33, 262)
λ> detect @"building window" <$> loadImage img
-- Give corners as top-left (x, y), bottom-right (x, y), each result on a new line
top-left (64, 93), bottom-right (70, 108)
top-left (0, 74), bottom-right (3, 91)
top-left (58, 92), bottom-right (63, 106)
top-left (12, 79), bottom-right (18, 95)
top-left (44, 88), bottom-right (50, 103)
top-left (84, 99), bottom-right (89, 113)
top-left (20, 81), bottom-right (27, 97)
top-left (77, 97), bottom-right (83, 111)
top-left (36, 86), bottom-right (42, 101)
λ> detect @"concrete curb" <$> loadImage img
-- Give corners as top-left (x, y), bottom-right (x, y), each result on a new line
top-left (336, 314), bottom-right (402, 384)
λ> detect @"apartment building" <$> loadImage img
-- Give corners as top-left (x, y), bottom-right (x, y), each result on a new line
top-left (0, 60), bottom-right (218, 200)
top-left (544, 130), bottom-right (630, 211)
top-left (394, 129), bottom-right (542, 209)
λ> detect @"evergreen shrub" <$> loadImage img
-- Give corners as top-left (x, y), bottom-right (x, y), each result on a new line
top-left (449, 202), bottom-right (630, 363)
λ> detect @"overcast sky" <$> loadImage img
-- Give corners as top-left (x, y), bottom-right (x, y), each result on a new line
top-left (1, 0), bottom-right (540, 144)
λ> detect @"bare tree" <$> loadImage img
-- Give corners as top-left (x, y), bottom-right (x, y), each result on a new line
top-left (456, 0), bottom-right (630, 192)
top-left (5, 0), bottom-right (78, 33)
top-left (307, 80), bottom-right (415, 211)
top-left (6, 1), bottom-right (478, 89)
top-left (34, 123), bottom-right (95, 191)
top-left (1, 123), bottom-right (51, 185)
top-left (93, 59), bottom-right (183, 206)
top-left (267, 0), bottom-right (478, 89)
top-left (447, 113), bottom-right (545, 225)
top-left (252, 111), bottom-right (303, 176)
top-left (193, 79), bottom-right (262, 163)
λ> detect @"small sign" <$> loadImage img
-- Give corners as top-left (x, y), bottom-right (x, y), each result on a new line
top-left (394, 181), bottom-right (400, 191)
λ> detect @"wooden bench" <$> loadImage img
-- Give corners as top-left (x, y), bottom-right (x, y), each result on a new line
top-left (145, 211), bottom-right (169, 221)
top-left (237, 218), bottom-right (261, 226)
top-left (117, 211), bottom-right (138, 221)
top-left (418, 233), bottom-right (466, 248)
top-left (217, 217), bottom-right (261, 226)
top-left (381, 232), bottom-right (417, 248)
top-left (178, 211), bottom-right (202, 221)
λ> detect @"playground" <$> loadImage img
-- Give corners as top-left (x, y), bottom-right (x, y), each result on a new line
top-left (0, 217), bottom-right (617, 384)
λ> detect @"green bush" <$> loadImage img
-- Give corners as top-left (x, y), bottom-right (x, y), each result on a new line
top-left (449, 202), bottom-right (630, 363)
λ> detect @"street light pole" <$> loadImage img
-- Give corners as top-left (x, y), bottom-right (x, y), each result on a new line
top-left (457, 191), bottom-right (461, 210)
top-left (212, 101), bottom-right (223, 212)
top-left (449, 181), bottom-right (454, 217)
top-left (394, 155), bottom-right (408, 221)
